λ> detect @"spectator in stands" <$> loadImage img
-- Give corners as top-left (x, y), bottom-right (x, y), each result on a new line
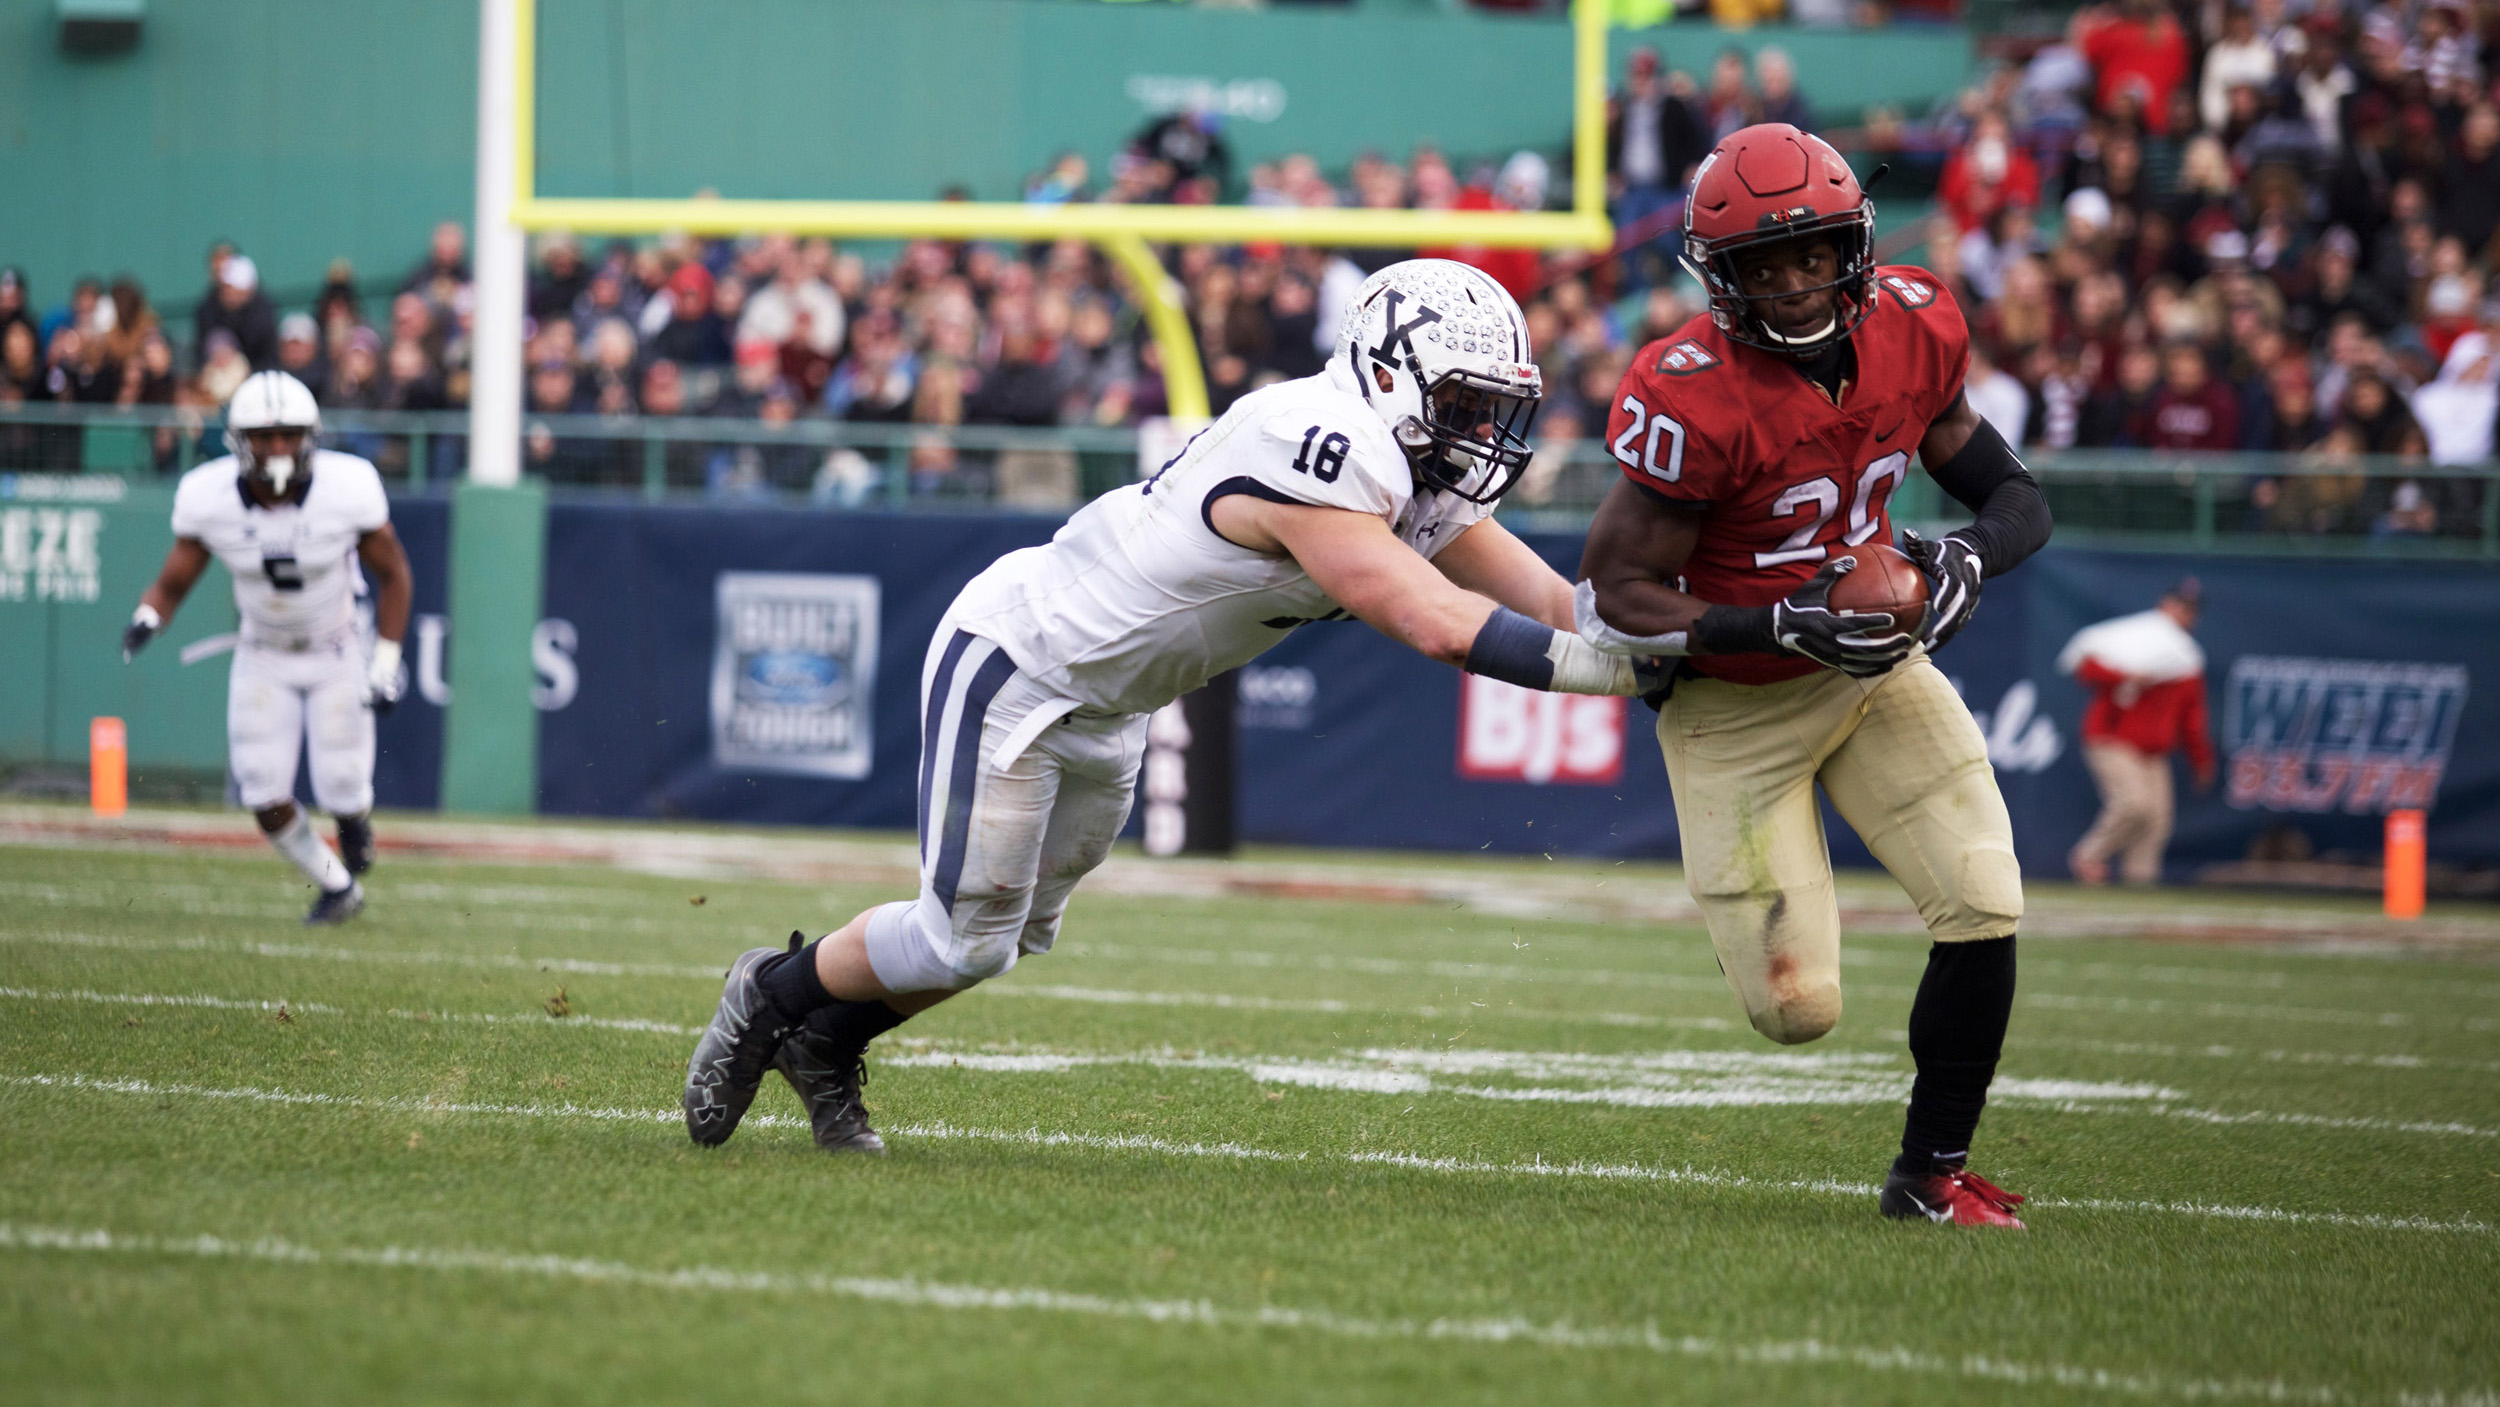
top-left (1702, 47), bottom-right (1758, 142)
top-left (1966, 341), bottom-right (2031, 445)
top-left (2141, 341), bottom-right (2240, 449)
top-left (401, 222), bottom-right (469, 296)
top-left (196, 327), bottom-right (252, 405)
top-left (2412, 303), bottom-right (2499, 467)
top-left (1, 320), bottom-right (40, 403)
top-left (530, 235), bottom-right (591, 324)
top-left (1754, 48), bottom-right (1814, 132)
top-left (1606, 47), bottom-right (1705, 292)
top-left (0, 268), bottom-right (30, 345)
top-left (2443, 104), bottom-right (2500, 259)
top-left (1130, 106), bottom-right (1231, 202)
top-left (738, 238), bottom-right (844, 364)
top-left (1939, 112), bottom-right (2041, 235)
top-left (277, 313), bottom-right (328, 396)
top-left (2199, 6), bottom-right (2276, 135)
top-left (2073, 0), bottom-right (2191, 135)
top-left (2244, 355), bottom-right (2328, 451)
top-left (2059, 579), bottom-right (2214, 886)
top-left (2334, 369), bottom-right (2427, 457)
top-left (650, 262), bottom-right (728, 367)
top-left (378, 337), bottom-right (448, 412)
top-left (193, 254), bottom-right (278, 371)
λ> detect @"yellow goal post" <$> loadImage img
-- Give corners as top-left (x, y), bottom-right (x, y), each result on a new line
top-left (500, 0), bottom-right (1616, 423)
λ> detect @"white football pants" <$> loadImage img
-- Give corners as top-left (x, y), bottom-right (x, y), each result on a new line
top-left (228, 638), bottom-right (375, 816)
top-left (864, 627), bottom-right (1148, 993)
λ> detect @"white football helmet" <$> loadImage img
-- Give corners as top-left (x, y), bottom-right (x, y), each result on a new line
top-left (224, 370), bottom-right (322, 497)
top-left (1332, 259), bottom-right (1542, 504)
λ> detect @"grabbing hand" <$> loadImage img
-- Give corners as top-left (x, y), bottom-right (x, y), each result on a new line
top-left (366, 637), bottom-right (404, 715)
top-left (1771, 556), bottom-right (1914, 677)
top-left (1900, 530), bottom-right (1984, 651)
top-left (121, 605), bottom-right (162, 663)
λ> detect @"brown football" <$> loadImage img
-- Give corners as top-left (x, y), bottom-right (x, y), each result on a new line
top-left (1826, 543), bottom-right (1929, 637)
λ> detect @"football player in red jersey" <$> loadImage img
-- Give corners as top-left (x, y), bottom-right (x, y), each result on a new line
top-left (1576, 125), bottom-right (2054, 1227)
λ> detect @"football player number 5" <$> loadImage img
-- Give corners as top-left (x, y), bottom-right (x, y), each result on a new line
top-left (1754, 451), bottom-right (1909, 568)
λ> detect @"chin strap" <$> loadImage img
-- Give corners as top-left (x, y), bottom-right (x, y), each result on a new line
top-left (1756, 318), bottom-right (1837, 349)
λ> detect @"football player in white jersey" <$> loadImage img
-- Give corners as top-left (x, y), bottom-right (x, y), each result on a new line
top-left (686, 259), bottom-right (1652, 1152)
top-left (122, 371), bottom-right (413, 924)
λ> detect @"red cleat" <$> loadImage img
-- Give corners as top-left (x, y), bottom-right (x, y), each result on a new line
top-left (1880, 1165), bottom-right (2027, 1228)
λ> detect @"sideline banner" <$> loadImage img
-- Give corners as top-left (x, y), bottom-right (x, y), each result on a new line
top-left (507, 502), bottom-right (2499, 873)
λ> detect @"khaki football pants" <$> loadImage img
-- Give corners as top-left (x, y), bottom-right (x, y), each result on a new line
top-left (1656, 654), bottom-right (2024, 1045)
top-left (2070, 741), bottom-right (2174, 884)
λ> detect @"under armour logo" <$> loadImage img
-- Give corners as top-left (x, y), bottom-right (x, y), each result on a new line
top-left (1368, 289), bottom-right (1443, 369)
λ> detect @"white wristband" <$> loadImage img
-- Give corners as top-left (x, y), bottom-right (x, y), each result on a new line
top-left (369, 636), bottom-right (402, 678)
top-left (131, 603), bottom-right (162, 631)
top-left (1574, 578), bottom-right (1689, 657)
top-left (1544, 629), bottom-right (1641, 696)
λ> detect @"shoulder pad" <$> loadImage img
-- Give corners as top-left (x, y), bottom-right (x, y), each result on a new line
top-left (1652, 339), bottom-right (1723, 377)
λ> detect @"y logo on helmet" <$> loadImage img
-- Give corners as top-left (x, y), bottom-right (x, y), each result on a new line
top-left (1880, 275), bottom-right (1936, 309)
top-left (1367, 289), bottom-right (1444, 371)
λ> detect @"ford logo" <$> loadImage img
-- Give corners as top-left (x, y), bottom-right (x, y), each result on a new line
top-left (738, 650), bottom-right (842, 706)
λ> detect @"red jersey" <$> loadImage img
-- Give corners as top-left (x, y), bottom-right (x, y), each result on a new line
top-left (1607, 265), bottom-right (1971, 685)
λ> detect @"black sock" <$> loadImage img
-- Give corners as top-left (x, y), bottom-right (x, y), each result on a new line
top-left (801, 998), bottom-right (913, 1053)
top-left (758, 934), bottom-right (836, 1023)
top-left (1895, 935), bottom-right (2017, 1177)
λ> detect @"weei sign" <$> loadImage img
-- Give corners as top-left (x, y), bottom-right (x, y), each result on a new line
top-left (369, 503), bottom-right (2498, 877)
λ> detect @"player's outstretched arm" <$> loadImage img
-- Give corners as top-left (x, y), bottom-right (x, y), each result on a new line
top-left (357, 524), bottom-right (415, 711)
top-left (1905, 390), bottom-right (2054, 651)
top-left (1215, 495), bottom-right (1642, 696)
top-left (124, 538), bottom-right (211, 662)
top-left (1430, 517), bottom-right (1572, 630)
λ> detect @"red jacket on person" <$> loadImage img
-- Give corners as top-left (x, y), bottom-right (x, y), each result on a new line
top-left (2074, 659), bottom-right (2215, 776)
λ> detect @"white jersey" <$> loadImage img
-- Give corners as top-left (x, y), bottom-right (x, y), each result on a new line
top-left (947, 362), bottom-right (1495, 714)
top-left (172, 450), bottom-right (389, 648)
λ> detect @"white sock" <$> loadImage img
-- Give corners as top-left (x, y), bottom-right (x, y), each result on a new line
top-left (269, 813), bottom-right (353, 893)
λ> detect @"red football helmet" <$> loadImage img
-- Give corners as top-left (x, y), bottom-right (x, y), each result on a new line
top-left (1681, 124), bottom-right (1876, 358)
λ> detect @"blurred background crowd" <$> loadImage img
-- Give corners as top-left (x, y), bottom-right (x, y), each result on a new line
top-left (3, 0), bottom-right (2494, 529)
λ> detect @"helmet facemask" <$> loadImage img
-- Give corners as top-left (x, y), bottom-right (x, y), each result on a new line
top-left (223, 370), bottom-right (323, 501)
top-left (1684, 209), bottom-right (1878, 360)
top-left (1409, 368), bottom-right (1541, 504)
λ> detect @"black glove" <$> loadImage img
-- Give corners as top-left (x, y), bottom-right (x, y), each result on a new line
top-left (1900, 529), bottom-right (1984, 652)
top-left (1771, 556), bottom-right (1915, 678)
top-left (121, 606), bottom-right (162, 663)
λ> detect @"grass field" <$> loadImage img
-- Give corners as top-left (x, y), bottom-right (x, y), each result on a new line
top-left (3, 806), bottom-right (2497, 1405)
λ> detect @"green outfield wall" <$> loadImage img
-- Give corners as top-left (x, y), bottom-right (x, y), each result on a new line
top-left (1, 0), bottom-right (1970, 320)
top-left (0, 478), bottom-right (232, 775)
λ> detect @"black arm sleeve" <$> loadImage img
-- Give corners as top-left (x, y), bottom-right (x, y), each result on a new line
top-left (1924, 417), bottom-right (2053, 578)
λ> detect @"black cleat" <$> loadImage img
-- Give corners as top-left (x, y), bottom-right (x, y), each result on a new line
top-left (336, 815), bottom-right (376, 876)
top-left (304, 882), bottom-right (365, 926)
top-left (682, 940), bottom-right (802, 1147)
top-left (774, 1026), bottom-right (888, 1155)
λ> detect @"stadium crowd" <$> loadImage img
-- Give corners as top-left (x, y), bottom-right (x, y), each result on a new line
top-left (2, 0), bottom-right (2494, 526)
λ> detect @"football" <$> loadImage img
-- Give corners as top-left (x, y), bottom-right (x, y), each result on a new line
top-left (1827, 543), bottom-right (1930, 637)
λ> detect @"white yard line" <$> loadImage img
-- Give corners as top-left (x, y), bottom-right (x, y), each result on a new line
top-left (8, 982), bottom-right (2491, 1135)
top-left (0, 986), bottom-right (341, 1016)
top-left (0, 1220), bottom-right (2375, 1403)
top-left (4, 1071), bottom-right (2489, 1237)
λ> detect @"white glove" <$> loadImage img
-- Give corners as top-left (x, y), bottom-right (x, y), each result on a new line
top-left (1573, 578), bottom-right (1691, 656)
top-left (366, 637), bottom-right (405, 713)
